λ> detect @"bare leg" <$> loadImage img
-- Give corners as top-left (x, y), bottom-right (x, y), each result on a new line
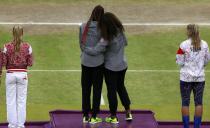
top-left (182, 106), bottom-right (189, 116)
top-left (195, 105), bottom-right (203, 117)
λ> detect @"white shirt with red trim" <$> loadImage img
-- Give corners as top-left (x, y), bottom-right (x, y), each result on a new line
top-left (176, 39), bottom-right (210, 82)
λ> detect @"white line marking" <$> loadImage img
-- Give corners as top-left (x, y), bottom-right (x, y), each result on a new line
top-left (127, 70), bottom-right (180, 72)
top-left (1, 22), bottom-right (210, 26)
top-left (0, 22), bottom-right (82, 26)
top-left (27, 70), bottom-right (82, 72)
top-left (2, 69), bottom-right (210, 73)
top-left (123, 23), bottom-right (210, 26)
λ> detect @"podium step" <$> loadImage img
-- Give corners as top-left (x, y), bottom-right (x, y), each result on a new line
top-left (50, 110), bottom-right (158, 128)
top-left (1, 110), bottom-right (210, 128)
top-left (158, 122), bottom-right (210, 128)
top-left (0, 122), bottom-right (51, 128)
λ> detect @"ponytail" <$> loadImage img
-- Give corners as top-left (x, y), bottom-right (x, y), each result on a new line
top-left (81, 5), bottom-right (104, 44)
top-left (187, 24), bottom-right (201, 52)
top-left (13, 26), bottom-right (23, 52)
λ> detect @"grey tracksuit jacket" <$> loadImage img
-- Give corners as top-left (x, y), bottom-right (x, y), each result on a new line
top-left (83, 32), bottom-right (128, 71)
top-left (79, 21), bottom-right (104, 67)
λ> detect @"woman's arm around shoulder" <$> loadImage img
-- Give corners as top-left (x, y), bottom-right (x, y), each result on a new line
top-left (82, 38), bottom-right (108, 56)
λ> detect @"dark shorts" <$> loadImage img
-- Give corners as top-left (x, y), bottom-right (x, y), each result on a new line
top-left (180, 80), bottom-right (205, 106)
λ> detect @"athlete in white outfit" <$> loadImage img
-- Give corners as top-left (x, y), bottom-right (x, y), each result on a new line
top-left (176, 24), bottom-right (210, 128)
top-left (2, 26), bottom-right (33, 128)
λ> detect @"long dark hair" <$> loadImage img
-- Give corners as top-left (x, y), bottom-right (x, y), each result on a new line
top-left (99, 12), bottom-right (124, 42)
top-left (187, 24), bottom-right (201, 51)
top-left (88, 5), bottom-right (104, 22)
top-left (81, 5), bottom-right (104, 43)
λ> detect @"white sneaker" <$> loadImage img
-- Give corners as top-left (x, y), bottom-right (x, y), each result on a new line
top-left (17, 125), bottom-right (25, 128)
top-left (8, 124), bottom-right (16, 128)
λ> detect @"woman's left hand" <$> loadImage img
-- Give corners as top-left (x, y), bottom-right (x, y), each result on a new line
top-left (81, 44), bottom-right (85, 51)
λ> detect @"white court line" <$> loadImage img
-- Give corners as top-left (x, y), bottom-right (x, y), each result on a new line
top-left (1, 22), bottom-right (210, 26)
top-left (123, 23), bottom-right (210, 26)
top-left (27, 69), bottom-right (210, 73)
top-left (0, 22), bottom-right (82, 26)
top-left (2, 69), bottom-right (210, 73)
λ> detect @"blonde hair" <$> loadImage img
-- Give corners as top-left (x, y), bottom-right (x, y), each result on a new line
top-left (187, 24), bottom-right (201, 51)
top-left (13, 26), bottom-right (23, 52)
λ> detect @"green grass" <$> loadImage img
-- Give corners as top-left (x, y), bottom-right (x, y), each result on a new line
top-left (0, 27), bottom-right (210, 122)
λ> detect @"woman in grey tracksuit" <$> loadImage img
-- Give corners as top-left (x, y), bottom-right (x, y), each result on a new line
top-left (82, 12), bottom-right (132, 123)
top-left (79, 5), bottom-right (104, 123)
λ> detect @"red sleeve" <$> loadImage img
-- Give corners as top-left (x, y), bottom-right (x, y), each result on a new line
top-left (27, 45), bottom-right (33, 67)
top-left (0, 50), bottom-right (2, 75)
top-left (177, 47), bottom-right (185, 54)
top-left (27, 53), bottom-right (33, 67)
top-left (22, 43), bottom-right (33, 67)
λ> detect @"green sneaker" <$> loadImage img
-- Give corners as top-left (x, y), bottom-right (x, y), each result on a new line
top-left (83, 116), bottom-right (89, 123)
top-left (125, 112), bottom-right (133, 121)
top-left (89, 117), bottom-right (102, 124)
top-left (105, 116), bottom-right (119, 124)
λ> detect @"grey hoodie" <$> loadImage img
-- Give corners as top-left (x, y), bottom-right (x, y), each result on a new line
top-left (83, 32), bottom-right (128, 71)
top-left (79, 21), bottom-right (104, 67)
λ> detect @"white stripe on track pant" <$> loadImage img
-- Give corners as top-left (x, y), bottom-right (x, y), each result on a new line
top-left (6, 72), bottom-right (28, 128)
